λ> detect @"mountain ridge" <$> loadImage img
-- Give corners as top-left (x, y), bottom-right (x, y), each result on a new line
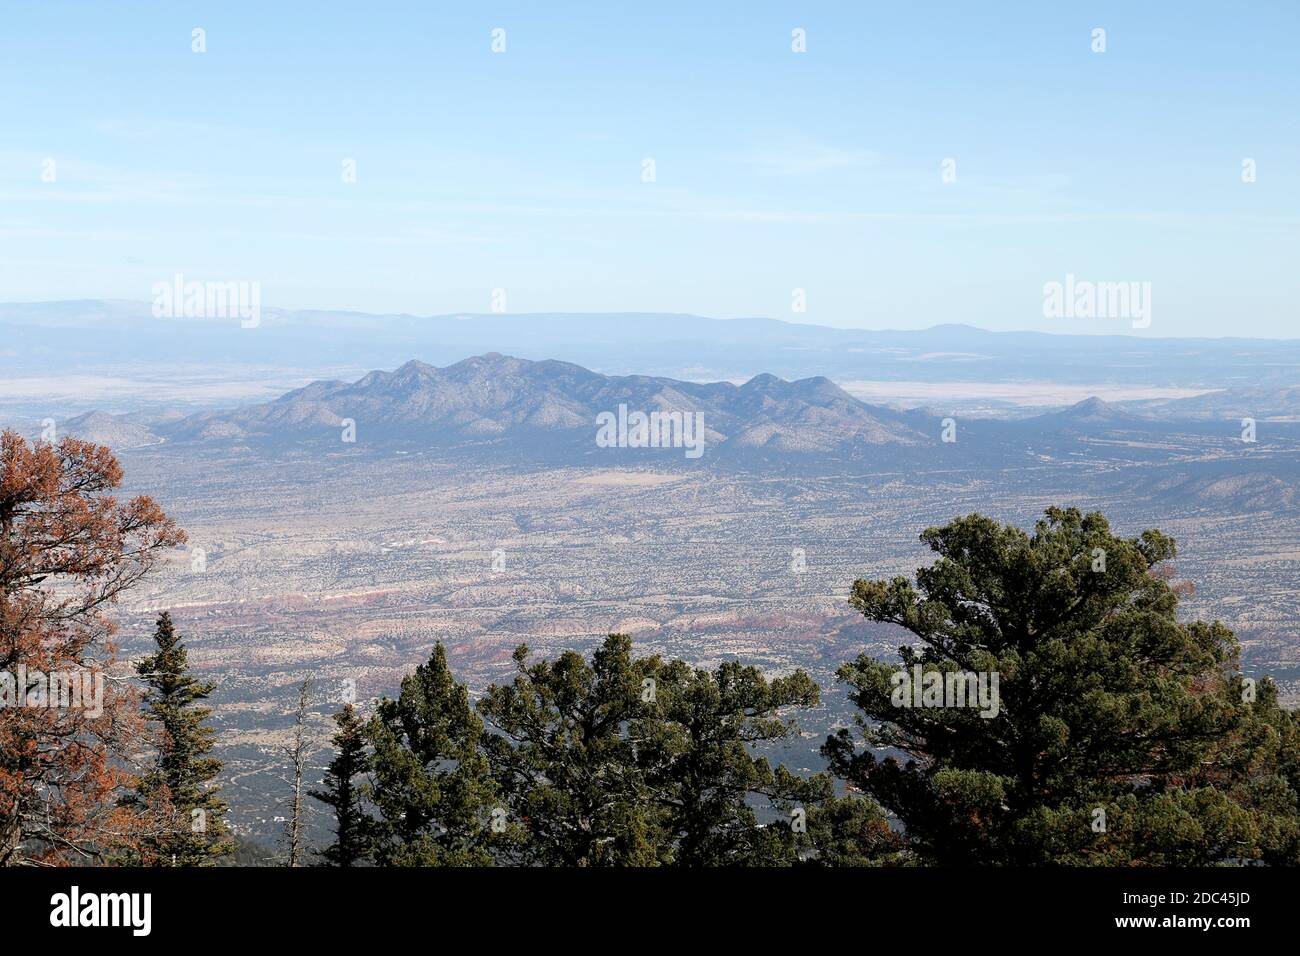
top-left (89, 353), bottom-right (928, 457)
top-left (42, 354), bottom-right (1300, 497)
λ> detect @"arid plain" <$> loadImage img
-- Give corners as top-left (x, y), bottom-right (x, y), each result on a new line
top-left (107, 436), bottom-right (1300, 839)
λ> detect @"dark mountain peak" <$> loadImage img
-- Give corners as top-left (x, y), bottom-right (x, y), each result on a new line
top-left (788, 375), bottom-right (852, 400)
top-left (745, 374), bottom-right (874, 416)
top-left (393, 358), bottom-right (437, 376)
top-left (1035, 395), bottom-right (1141, 428)
top-left (1068, 396), bottom-right (1112, 416)
top-left (741, 372), bottom-right (846, 400)
top-left (442, 352), bottom-right (532, 378)
top-left (380, 359), bottom-right (440, 391)
top-left (451, 351), bottom-right (513, 367)
top-left (740, 372), bottom-right (786, 390)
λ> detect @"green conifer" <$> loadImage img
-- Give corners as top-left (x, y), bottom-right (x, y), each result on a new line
top-left (310, 703), bottom-right (373, 866)
top-left (132, 611), bottom-right (232, 865)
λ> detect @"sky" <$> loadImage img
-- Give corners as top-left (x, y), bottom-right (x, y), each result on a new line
top-left (2, 0), bottom-right (1298, 337)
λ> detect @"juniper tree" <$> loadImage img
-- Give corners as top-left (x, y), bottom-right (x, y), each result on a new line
top-left (132, 611), bottom-right (232, 865)
top-left (824, 507), bottom-right (1300, 865)
top-left (365, 643), bottom-right (499, 866)
top-left (310, 702), bottom-right (373, 866)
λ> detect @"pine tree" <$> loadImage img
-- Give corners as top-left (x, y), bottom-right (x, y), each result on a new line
top-left (309, 703), bottom-right (373, 866)
top-left (794, 789), bottom-right (908, 867)
top-left (365, 644), bottom-right (499, 866)
top-left (479, 635), bottom-right (667, 865)
top-left (824, 507), bottom-right (1300, 865)
top-left (477, 635), bottom-right (882, 866)
top-left (131, 611), bottom-right (233, 865)
top-left (641, 657), bottom-right (826, 865)
top-left (367, 634), bottom-right (903, 867)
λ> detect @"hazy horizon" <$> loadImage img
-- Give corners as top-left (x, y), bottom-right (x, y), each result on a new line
top-left (5, 1), bottom-right (1298, 338)
top-left (5, 296), bottom-right (1300, 342)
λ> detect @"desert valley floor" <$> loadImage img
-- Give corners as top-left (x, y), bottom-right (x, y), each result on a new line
top-left (107, 441), bottom-right (1300, 840)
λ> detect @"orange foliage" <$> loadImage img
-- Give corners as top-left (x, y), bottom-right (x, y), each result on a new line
top-left (0, 431), bottom-right (185, 865)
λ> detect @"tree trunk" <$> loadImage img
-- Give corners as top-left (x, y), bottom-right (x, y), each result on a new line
top-left (286, 678), bottom-right (311, 867)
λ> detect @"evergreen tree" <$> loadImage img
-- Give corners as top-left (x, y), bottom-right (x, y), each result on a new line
top-left (131, 611), bottom-right (232, 865)
top-left (478, 635), bottom-right (891, 867)
top-left (309, 703), bottom-right (373, 866)
top-left (366, 634), bottom-right (904, 867)
top-left (365, 644), bottom-right (499, 866)
top-left (824, 507), bottom-right (1300, 865)
top-left (479, 635), bottom-right (665, 866)
top-left (794, 790), bottom-right (909, 867)
top-left (754, 769), bottom-right (910, 867)
top-left (642, 657), bottom-right (825, 865)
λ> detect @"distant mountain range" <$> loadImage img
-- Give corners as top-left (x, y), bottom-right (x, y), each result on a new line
top-left (65, 354), bottom-right (930, 460)
top-left (51, 349), bottom-right (1296, 456)
top-left (41, 352), bottom-right (1300, 512)
top-left (7, 300), bottom-right (1300, 403)
top-left (1125, 386), bottom-right (1300, 422)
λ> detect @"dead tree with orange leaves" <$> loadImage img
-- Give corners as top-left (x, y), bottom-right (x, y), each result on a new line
top-left (0, 430), bottom-right (185, 865)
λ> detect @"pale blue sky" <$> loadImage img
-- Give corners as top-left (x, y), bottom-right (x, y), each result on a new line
top-left (2, 0), bottom-right (1297, 336)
